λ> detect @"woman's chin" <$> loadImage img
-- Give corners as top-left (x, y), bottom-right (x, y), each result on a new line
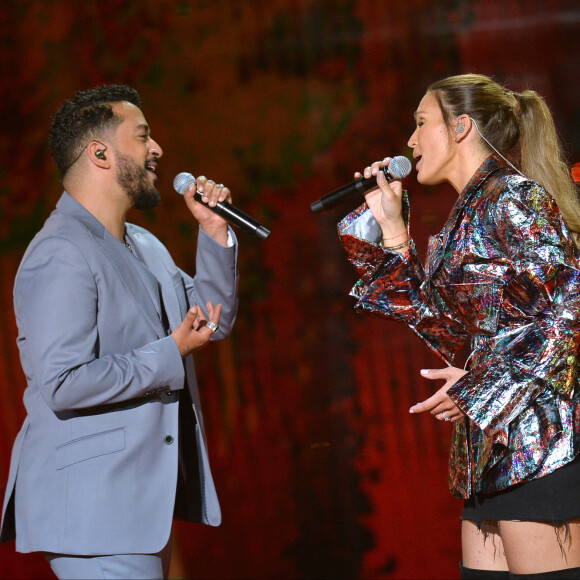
top-left (416, 171), bottom-right (444, 187)
top-left (416, 171), bottom-right (430, 185)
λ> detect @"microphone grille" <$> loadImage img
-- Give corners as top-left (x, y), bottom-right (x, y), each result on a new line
top-left (387, 156), bottom-right (413, 180)
top-left (173, 172), bottom-right (197, 195)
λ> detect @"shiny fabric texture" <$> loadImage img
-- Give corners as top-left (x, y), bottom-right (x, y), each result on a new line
top-left (338, 155), bottom-right (580, 498)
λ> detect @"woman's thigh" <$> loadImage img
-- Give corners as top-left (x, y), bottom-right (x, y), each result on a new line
top-left (461, 519), bottom-right (509, 571)
top-left (499, 519), bottom-right (580, 574)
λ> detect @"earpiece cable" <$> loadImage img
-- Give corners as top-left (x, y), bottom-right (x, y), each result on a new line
top-left (469, 117), bottom-right (526, 178)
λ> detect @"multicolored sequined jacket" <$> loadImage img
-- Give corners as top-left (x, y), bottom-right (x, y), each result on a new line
top-left (338, 155), bottom-right (580, 498)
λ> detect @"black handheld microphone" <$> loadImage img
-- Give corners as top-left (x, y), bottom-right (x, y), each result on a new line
top-left (173, 173), bottom-right (271, 241)
top-left (310, 156), bottom-right (413, 213)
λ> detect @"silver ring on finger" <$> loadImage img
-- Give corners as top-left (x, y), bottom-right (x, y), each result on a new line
top-left (442, 411), bottom-right (450, 421)
top-left (206, 321), bottom-right (219, 333)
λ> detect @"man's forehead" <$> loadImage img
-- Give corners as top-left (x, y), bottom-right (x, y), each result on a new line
top-left (111, 101), bottom-right (148, 129)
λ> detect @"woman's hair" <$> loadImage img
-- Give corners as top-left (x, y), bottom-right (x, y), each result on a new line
top-left (48, 85), bottom-right (142, 178)
top-left (428, 73), bottom-right (580, 247)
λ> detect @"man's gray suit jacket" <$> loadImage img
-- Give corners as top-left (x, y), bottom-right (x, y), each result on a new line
top-left (0, 192), bottom-right (238, 555)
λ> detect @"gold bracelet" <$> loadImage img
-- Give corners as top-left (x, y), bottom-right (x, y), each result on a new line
top-left (382, 231), bottom-right (407, 241)
top-left (383, 238), bottom-right (411, 251)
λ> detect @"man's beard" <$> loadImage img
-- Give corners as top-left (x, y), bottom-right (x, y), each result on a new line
top-left (115, 151), bottom-right (161, 210)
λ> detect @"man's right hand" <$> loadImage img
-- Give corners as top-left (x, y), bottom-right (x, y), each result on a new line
top-left (171, 301), bottom-right (222, 357)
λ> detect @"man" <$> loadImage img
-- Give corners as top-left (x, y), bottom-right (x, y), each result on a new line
top-left (0, 85), bottom-right (239, 579)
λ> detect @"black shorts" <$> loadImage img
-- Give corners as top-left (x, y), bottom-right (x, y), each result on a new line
top-left (462, 455), bottom-right (580, 525)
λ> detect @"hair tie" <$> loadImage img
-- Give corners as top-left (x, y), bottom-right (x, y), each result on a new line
top-left (507, 90), bottom-right (521, 119)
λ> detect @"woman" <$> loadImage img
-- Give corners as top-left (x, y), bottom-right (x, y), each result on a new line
top-left (338, 74), bottom-right (580, 578)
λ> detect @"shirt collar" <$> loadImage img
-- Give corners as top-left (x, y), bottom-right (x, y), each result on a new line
top-left (459, 153), bottom-right (510, 201)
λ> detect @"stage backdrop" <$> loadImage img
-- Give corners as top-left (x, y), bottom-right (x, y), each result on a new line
top-left (0, 1), bottom-right (579, 578)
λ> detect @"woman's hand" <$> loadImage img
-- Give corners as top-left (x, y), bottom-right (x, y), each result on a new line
top-left (356, 157), bottom-right (406, 238)
top-left (409, 366), bottom-right (467, 422)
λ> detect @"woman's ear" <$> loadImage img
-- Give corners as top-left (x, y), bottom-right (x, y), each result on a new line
top-left (454, 115), bottom-right (471, 142)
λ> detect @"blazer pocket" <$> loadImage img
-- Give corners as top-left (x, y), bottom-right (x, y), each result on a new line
top-left (56, 427), bottom-right (125, 470)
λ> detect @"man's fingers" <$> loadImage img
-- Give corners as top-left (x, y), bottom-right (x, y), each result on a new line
top-left (219, 187), bottom-right (231, 204)
top-left (187, 302), bottom-right (224, 331)
top-left (181, 305), bottom-right (208, 331)
top-left (211, 302), bottom-right (222, 323)
top-left (196, 176), bottom-right (207, 192)
top-left (183, 305), bottom-right (200, 326)
top-left (205, 301), bottom-right (222, 324)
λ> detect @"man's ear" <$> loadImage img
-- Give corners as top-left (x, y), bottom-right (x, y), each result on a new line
top-left (87, 141), bottom-right (110, 167)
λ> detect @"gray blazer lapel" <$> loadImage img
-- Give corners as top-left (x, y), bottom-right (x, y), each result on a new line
top-left (56, 193), bottom-right (166, 339)
top-left (97, 235), bottom-right (167, 338)
top-left (129, 228), bottom-right (183, 333)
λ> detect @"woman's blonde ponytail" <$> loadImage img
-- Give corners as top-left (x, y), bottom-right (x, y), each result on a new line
top-left (516, 90), bottom-right (580, 247)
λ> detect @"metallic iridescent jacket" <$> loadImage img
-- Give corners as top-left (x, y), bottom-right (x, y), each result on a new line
top-left (338, 155), bottom-right (580, 498)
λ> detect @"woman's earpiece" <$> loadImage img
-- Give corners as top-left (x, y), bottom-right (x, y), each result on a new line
top-left (454, 118), bottom-right (466, 142)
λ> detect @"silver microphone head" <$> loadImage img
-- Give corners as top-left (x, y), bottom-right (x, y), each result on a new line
top-left (386, 156), bottom-right (413, 180)
top-left (173, 172), bottom-right (197, 195)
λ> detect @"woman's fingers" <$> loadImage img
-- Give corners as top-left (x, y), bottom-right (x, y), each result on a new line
top-left (410, 367), bottom-right (467, 423)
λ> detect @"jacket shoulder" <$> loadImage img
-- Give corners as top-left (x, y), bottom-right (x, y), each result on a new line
top-left (484, 171), bottom-right (549, 207)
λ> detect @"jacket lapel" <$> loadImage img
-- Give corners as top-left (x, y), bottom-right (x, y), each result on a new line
top-left (128, 227), bottom-right (183, 333)
top-left (56, 193), bottom-right (166, 339)
top-left (426, 155), bottom-right (504, 277)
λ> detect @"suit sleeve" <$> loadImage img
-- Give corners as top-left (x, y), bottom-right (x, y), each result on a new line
top-left (14, 236), bottom-right (185, 412)
top-left (180, 226), bottom-right (239, 340)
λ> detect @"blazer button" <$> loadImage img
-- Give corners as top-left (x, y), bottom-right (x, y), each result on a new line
top-left (164, 435), bottom-right (174, 445)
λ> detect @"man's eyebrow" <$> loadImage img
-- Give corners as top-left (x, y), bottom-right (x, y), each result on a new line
top-left (134, 123), bottom-right (150, 133)
top-left (413, 110), bottom-right (425, 120)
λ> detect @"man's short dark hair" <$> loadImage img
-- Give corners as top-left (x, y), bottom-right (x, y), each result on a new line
top-left (48, 85), bottom-right (142, 177)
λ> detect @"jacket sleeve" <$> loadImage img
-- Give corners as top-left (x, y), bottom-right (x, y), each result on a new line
top-left (338, 196), bottom-right (468, 364)
top-left (14, 236), bottom-right (185, 412)
top-left (186, 226), bottom-right (239, 339)
top-left (447, 180), bottom-right (580, 435)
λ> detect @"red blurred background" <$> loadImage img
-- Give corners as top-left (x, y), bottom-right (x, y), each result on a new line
top-left (0, 1), bottom-right (579, 578)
